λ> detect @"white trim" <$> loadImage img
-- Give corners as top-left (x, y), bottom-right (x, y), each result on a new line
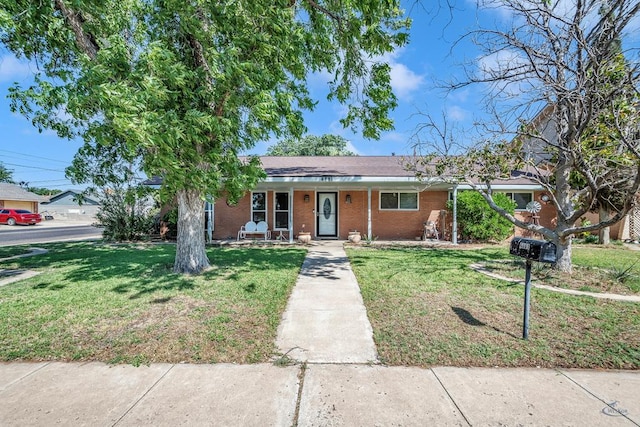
top-left (379, 191), bottom-right (419, 211)
top-left (504, 191), bottom-right (534, 211)
top-left (367, 187), bottom-right (372, 238)
top-left (264, 176), bottom-right (428, 184)
top-left (273, 191), bottom-right (290, 231)
top-left (455, 184), bottom-right (543, 191)
top-left (251, 191), bottom-right (267, 223)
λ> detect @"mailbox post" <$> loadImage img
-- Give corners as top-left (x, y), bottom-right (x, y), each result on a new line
top-left (509, 237), bottom-right (557, 339)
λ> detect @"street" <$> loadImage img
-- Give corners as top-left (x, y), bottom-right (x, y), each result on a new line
top-left (0, 224), bottom-right (103, 245)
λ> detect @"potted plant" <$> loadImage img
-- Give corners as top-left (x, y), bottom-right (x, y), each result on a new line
top-left (298, 224), bottom-right (311, 243)
top-left (348, 230), bottom-right (361, 243)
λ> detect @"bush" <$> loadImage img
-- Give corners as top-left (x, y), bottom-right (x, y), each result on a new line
top-left (447, 191), bottom-right (516, 242)
top-left (96, 186), bottom-right (157, 241)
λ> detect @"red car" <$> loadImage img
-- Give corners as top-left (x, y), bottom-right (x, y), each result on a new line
top-left (0, 209), bottom-right (42, 226)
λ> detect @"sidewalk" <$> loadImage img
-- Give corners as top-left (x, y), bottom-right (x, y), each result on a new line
top-left (276, 240), bottom-right (377, 363)
top-left (0, 241), bottom-right (639, 426)
top-left (1, 362), bottom-right (638, 426)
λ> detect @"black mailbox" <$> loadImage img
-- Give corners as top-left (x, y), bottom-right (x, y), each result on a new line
top-left (510, 237), bottom-right (557, 263)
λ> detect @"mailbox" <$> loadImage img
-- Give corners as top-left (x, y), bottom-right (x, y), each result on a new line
top-left (510, 237), bottom-right (557, 263)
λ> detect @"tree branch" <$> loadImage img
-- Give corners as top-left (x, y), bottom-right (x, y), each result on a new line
top-left (53, 0), bottom-right (99, 60)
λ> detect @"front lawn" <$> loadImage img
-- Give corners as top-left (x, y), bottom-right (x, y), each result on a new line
top-left (0, 242), bottom-right (306, 365)
top-left (481, 244), bottom-right (640, 294)
top-left (347, 246), bottom-right (640, 369)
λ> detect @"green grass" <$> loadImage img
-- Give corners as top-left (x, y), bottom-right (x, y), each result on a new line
top-left (0, 242), bottom-right (306, 365)
top-left (347, 246), bottom-right (640, 369)
top-left (0, 245), bottom-right (33, 259)
top-left (480, 245), bottom-right (640, 294)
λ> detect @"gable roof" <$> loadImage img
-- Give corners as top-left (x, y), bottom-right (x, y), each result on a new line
top-left (42, 190), bottom-right (100, 205)
top-left (143, 156), bottom-right (544, 190)
top-left (0, 182), bottom-right (46, 202)
top-left (259, 156), bottom-right (415, 177)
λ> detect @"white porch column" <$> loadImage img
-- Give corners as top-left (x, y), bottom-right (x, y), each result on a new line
top-left (205, 199), bottom-right (214, 244)
top-left (289, 187), bottom-right (294, 243)
top-left (452, 185), bottom-right (458, 245)
top-left (367, 187), bottom-right (372, 238)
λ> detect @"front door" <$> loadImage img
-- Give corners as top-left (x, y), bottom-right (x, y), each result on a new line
top-left (317, 192), bottom-right (337, 237)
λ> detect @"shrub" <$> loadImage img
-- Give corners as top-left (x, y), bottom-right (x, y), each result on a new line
top-left (96, 185), bottom-right (157, 241)
top-left (447, 191), bottom-right (516, 242)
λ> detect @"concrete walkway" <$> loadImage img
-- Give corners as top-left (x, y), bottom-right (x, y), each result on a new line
top-left (1, 362), bottom-right (638, 426)
top-left (1, 241), bottom-right (639, 426)
top-left (276, 241), bottom-right (377, 363)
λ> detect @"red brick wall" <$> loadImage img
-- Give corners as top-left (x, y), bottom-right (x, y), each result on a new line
top-left (212, 194), bottom-right (252, 240)
top-left (293, 191), bottom-right (317, 237)
top-left (212, 189), bottom-right (562, 241)
top-left (371, 191), bottom-right (449, 240)
top-left (338, 191), bottom-right (368, 238)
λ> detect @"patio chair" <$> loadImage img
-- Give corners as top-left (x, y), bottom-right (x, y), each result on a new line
top-left (255, 220), bottom-right (271, 240)
top-left (238, 221), bottom-right (257, 241)
top-left (423, 220), bottom-right (439, 240)
top-left (237, 220), bottom-right (271, 241)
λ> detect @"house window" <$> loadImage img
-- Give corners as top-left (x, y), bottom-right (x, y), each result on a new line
top-left (380, 192), bottom-right (418, 210)
top-left (274, 192), bottom-right (289, 230)
top-left (252, 192), bottom-right (266, 222)
top-left (506, 192), bottom-right (533, 210)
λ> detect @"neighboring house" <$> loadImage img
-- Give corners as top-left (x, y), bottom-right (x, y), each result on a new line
top-left (0, 182), bottom-right (45, 212)
top-left (208, 156), bottom-right (553, 241)
top-left (520, 106), bottom-right (638, 241)
top-left (40, 190), bottom-right (101, 221)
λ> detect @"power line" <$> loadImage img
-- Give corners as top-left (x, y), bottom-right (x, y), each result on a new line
top-left (0, 149), bottom-right (70, 164)
top-left (1, 162), bottom-right (66, 173)
top-left (23, 179), bottom-right (71, 184)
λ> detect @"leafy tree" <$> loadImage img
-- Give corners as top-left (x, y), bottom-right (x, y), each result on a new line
top-left (447, 191), bottom-right (515, 242)
top-left (65, 127), bottom-right (159, 241)
top-left (0, 162), bottom-right (14, 183)
top-left (266, 134), bottom-right (356, 156)
top-left (25, 187), bottom-right (62, 196)
top-left (0, 1), bottom-right (409, 273)
top-left (411, 0), bottom-right (640, 273)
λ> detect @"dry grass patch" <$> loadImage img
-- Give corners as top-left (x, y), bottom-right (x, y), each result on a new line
top-left (347, 246), bottom-right (640, 369)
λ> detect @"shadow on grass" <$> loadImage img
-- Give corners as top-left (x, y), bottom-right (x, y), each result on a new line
top-left (452, 306), bottom-right (486, 326)
top-left (8, 242), bottom-right (306, 300)
top-left (451, 306), bottom-right (520, 340)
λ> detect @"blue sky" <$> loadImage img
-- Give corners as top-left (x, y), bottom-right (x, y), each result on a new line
top-left (1, 1), bottom-right (637, 190)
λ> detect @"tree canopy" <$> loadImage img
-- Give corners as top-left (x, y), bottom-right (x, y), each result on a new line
top-left (0, 162), bottom-right (13, 183)
top-left (410, 0), bottom-right (640, 272)
top-left (1, 1), bottom-right (409, 273)
top-left (266, 134), bottom-right (356, 156)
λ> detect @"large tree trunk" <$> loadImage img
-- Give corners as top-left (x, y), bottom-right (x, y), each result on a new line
top-left (553, 235), bottom-right (573, 274)
top-left (553, 145), bottom-right (574, 274)
top-left (174, 189), bottom-right (209, 274)
top-left (598, 206), bottom-right (610, 245)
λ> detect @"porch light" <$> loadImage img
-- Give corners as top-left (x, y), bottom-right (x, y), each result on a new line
top-left (304, 194), bottom-right (310, 203)
top-left (540, 193), bottom-right (551, 203)
top-left (345, 194), bottom-right (352, 204)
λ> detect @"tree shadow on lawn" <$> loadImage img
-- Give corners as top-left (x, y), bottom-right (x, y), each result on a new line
top-left (20, 243), bottom-right (305, 300)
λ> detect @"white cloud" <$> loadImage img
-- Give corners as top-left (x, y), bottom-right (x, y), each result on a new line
top-left (345, 140), bottom-right (360, 154)
top-left (381, 131), bottom-right (407, 143)
top-left (477, 49), bottom-right (531, 97)
top-left (376, 49), bottom-right (426, 101)
top-left (446, 105), bottom-right (469, 121)
top-left (0, 55), bottom-right (31, 82)
top-left (389, 62), bottom-right (425, 101)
